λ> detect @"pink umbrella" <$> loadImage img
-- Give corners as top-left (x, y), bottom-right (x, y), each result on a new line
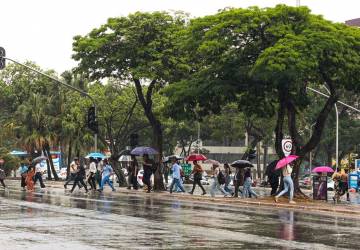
top-left (275, 155), bottom-right (299, 170)
top-left (312, 166), bottom-right (334, 173)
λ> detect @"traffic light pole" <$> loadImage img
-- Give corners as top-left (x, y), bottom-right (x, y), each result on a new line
top-left (3, 56), bottom-right (98, 152)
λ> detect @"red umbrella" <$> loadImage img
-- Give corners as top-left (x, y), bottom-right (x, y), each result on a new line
top-left (275, 155), bottom-right (299, 170)
top-left (186, 154), bottom-right (207, 161)
top-left (312, 166), bottom-right (334, 173)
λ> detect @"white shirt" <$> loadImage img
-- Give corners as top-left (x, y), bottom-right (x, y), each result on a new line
top-left (89, 162), bottom-right (97, 173)
top-left (35, 163), bottom-right (42, 173)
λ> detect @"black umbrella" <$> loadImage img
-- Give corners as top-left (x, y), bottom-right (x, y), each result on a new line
top-left (230, 160), bottom-right (254, 168)
top-left (265, 160), bottom-right (280, 177)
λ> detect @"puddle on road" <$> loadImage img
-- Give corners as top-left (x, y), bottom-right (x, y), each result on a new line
top-left (0, 185), bottom-right (359, 249)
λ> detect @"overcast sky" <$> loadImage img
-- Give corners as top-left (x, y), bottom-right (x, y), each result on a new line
top-left (2, 0), bottom-right (360, 73)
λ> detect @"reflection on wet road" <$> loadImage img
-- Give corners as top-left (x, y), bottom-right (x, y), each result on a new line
top-left (0, 182), bottom-right (359, 249)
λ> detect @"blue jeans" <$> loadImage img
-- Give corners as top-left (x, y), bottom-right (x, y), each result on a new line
top-left (170, 178), bottom-right (185, 193)
top-left (99, 175), bottom-right (115, 191)
top-left (224, 176), bottom-right (233, 194)
top-left (210, 178), bottom-right (230, 197)
top-left (243, 177), bottom-right (258, 198)
top-left (276, 176), bottom-right (294, 201)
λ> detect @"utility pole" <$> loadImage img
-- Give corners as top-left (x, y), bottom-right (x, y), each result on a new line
top-left (296, 0), bottom-right (301, 7)
top-left (0, 48), bottom-right (98, 151)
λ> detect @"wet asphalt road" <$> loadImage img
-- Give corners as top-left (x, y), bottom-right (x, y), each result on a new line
top-left (0, 181), bottom-right (360, 250)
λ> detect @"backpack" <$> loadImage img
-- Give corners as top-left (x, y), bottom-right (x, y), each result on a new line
top-left (217, 170), bottom-right (226, 185)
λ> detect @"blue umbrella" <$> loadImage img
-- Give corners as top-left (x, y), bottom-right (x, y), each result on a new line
top-left (85, 152), bottom-right (106, 159)
top-left (131, 146), bottom-right (158, 156)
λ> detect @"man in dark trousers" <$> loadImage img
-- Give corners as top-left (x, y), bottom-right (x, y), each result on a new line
top-left (266, 160), bottom-right (280, 196)
top-left (70, 160), bottom-right (88, 193)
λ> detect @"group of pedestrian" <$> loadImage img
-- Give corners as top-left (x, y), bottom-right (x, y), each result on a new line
top-left (17, 159), bottom-right (46, 192)
top-left (167, 157), bottom-right (259, 199)
top-left (64, 157), bottom-right (115, 193)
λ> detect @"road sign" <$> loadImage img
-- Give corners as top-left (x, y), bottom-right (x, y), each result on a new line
top-left (282, 139), bottom-right (292, 157)
top-left (355, 159), bottom-right (360, 169)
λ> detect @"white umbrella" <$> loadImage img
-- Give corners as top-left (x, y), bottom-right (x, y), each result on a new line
top-left (118, 155), bottom-right (132, 162)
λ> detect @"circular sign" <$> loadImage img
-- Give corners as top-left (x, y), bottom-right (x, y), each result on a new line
top-left (282, 139), bottom-right (293, 156)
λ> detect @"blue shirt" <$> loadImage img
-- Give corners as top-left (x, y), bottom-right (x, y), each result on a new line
top-left (20, 165), bottom-right (28, 174)
top-left (102, 165), bottom-right (113, 178)
top-left (171, 163), bottom-right (182, 179)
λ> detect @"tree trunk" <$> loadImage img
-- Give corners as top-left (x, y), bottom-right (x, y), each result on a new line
top-left (134, 78), bottom-right (165, 191)
top-left (111, 157), bottom-right (127, 187)
top-left (66, 141), bottom-right (72, 180)
top-left (44, 142), bottom-right (59, 180)
top-left (256, 142), bottom-right (261, 179)
top-left (44, 149), bottom-right (52, 180)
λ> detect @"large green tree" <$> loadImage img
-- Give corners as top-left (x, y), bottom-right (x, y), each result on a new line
top-left (72, 11), bottom-right (187, 190)
top-left (164, 5), bottom-right (360, 194)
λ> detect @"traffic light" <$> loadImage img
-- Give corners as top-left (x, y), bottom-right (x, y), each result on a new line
top-left (130, 133), bottom-right (139, 148)
top-left (0, 47), bottom-right (5, 70)
top-left (87, 106), bottom-right (98, 133)
top-left (247, 148), bottom-right (257, 160)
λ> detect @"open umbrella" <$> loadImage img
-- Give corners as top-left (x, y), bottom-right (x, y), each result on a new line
top-left (131, 146), bottom-right (158, 156)
top-left (163, 155), bottom-right (183, 163)
top-left (312, 166), bottom-right (334, 173)
top-left (85, 152), bottom-right (106, 159)
top-left (185, 154), bottom-right (207, 161)
top-left (275, 155), bottom-right (299, 170)
top-left (118, 155), bottom-right (132, 162)
top-left (32, 155), bottom-right (47, 163)
top-left (203, 159), bottom-right (221, 165)
top-left (230, 160), bottom-right (254, 168)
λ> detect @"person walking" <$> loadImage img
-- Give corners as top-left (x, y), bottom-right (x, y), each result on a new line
top-left (266, 161), bottom-right (280, 196)
top-left (0, 167), bottom-right (6, 188)
top-left (142, 154), bottom-right (153, 193)
top-left (19, 162), bottom-right (29, 190)
top-left (210, 164), bottom-right (230, 197)
top-left (169, 157), bottom-right (186, 193)
top-left (87, 157), bottom-right (97, 191)
top-left (127, 155), bottom-right (139, 190)
top-left (70, 161), bottom-right (88, 193)
top-left (64, 157), bottom-right (81, 189)
top-left (189, 160), bottom-right (206, 195)
top-left (243, 168), bottom-right (258, 198)
top-left (233, 167), bottom-right (244, 197)
top-left (25, 165), bottom-right (35, 191)
top-left (96, 158), bottom-right (104, 186)
top-left (275, 164), bottom-right (295, 204)
top-left (223, 163), bottom-right (234, 196)
top-left (33, 161), bottom-right (45, 188)
top-left (332, 169), bottom-right (350, 203)
top-left (98, 159), bottom-right (116, 192)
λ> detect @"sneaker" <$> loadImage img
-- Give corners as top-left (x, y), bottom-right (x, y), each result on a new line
top-left (289, 200), bottom-right (296, 204)
top-left (274, 196), bottom-right (278, 203)
top-left (112, 189), bottom-right (116, 192)
top-left (64, 184), bottom-right (67, 189)
top-left (188, 192), bottom-right (193, 195)
top-left (201, 192), bottom-right (206, 195)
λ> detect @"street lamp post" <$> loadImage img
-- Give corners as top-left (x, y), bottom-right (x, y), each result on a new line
top-left (306, 86), bottom-right (360, 172)
top-left (3, 56), bottom-right (98, 152)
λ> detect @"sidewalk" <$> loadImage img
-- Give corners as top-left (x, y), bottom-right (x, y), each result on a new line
top-left (33, 180), bottom-right (360, 218)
